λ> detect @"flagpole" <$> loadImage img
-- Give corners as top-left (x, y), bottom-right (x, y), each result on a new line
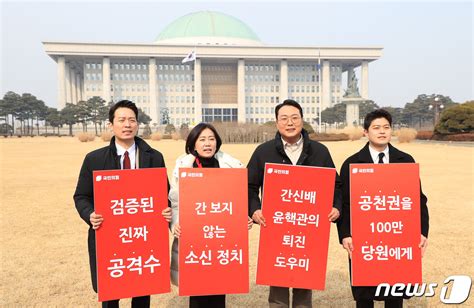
top-left (318, 48), bottom-right (322, 133)
top-left (182, 48), bottom-right (198, 125)
top-left (193, 46), bottom-right (197, 126)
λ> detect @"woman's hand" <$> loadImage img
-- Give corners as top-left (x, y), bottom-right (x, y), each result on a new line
top-left (161, 207), bottom-right (172, 222)
top-left (173, 224), bottom-right (181, 238)
top-left (248, 216), bottom-right (253, 230)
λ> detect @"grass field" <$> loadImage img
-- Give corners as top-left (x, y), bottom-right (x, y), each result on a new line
top-left (1, 137), bottom-right (472, 307)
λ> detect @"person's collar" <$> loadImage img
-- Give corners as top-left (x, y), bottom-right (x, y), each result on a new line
top-left (368, 143), bottom-right (388, 161)
top-left (194, 154), bottom-right (218, 168)
top-left (281, 134), bottom-right (303, 148)
top-left (115, 141), bottom-right (136, 156)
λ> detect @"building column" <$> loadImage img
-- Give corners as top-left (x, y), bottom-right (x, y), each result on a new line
top-left (361, 61), bottom-right (369, 99)
top-left (148, 58), bottom-right (158, 124)
top-left (76, 72), bottom-right (82, 102)
top-left (194, 59), bottom-right (202, 124)
top-left (322, 60), bottom-right (331, 109)
top-left (280, 59), bottom-right (288, 101)
top-left (237, 59), bottom-right (245, 123)
top-left (57, 56), bottom-right (66, 109)
top-left (71, 68), bottom-right (77, 104)
top-left (65, 63), bottom-right (72, 105)
top-left (81, 73), bottom-right (85, 101)
top-left (102, 57), bottom-right (111, 102)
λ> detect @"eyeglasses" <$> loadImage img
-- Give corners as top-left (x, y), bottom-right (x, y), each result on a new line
top-left (277, 116), bottom-right (302, 124)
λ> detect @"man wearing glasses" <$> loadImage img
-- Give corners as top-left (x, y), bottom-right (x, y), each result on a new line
top-left (247, 99), bottom-right (342, 307)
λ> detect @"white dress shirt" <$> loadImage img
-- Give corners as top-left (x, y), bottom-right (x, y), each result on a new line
top-left (282, 134), bottom-right (303, 165)
top-left (115, 142), bottom-right (137, 169)
top-left (368, 144), bottom-right (389, 164)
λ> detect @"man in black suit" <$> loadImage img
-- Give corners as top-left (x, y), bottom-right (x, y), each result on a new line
top-left (73, 100), bottom-right (171, 308)
top-left (337, 109), bottom-right (429, 308)
top-left (248, 99), bottom-right (342, 308)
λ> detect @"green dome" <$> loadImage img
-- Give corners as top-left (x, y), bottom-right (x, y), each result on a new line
top-left (155, 11), bottom-right (262, 45)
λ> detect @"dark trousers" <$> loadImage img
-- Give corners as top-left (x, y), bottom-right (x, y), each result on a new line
top-left (356, 299), bottom-right (403, 308)
top-left (268, 286), bottom-right (312, 307)
top-left (189, 295), bottom-right (225, 308)
top-left (102, 296), bottom-right (150, 308)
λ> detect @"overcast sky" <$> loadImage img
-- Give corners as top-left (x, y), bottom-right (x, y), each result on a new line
top-left (1, 0), bottom-right (472, 108)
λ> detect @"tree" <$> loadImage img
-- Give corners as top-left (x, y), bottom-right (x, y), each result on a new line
top-left (358, 100), bottom-right (379, 122)
top-left (0, 97), bottom-right (14, 135)
top-left (86, 96), bottom-right (107, 135)
top-left (402, 94), bottom-right (457, 128)
top-left (76, 100), bottom-right (91, 132)
top-left (1, 91), bottom-right (22, 135)
top-left (321, 103), bottom-right (345, 124)
top-left (160, 108), bottom-right (170, 125)
top-left (165, 124), bottom-right (176, 134)
top-left (1, 92), bottom-right (53, 136)
top-left (60, 103), bottom-right (79, 136)
top-left (138, 108), bottom-right (152, 125)
top-left (99, 101), bottom-right (113, 130)
top-left (142, 124), bottom-right (152, 139)
top-left (33, 100), bottom-right (48, 135)
top-left (0, 92), bottom-right (53, 136)
top-left (380, 106), bottom-right (404, 127)
top-left (20, 93), bottom-right (39, 135)
top-left (179, 123), bottom-right (190, 139)
top-left (0, 99), bottom-right (8, 125)
top-left (303, 121), bottom-right (315, 134)
top-left (46, 107), bottom-right (62, 135)
top-left (435, 101), bottom-right (474, 134)
top-left (0, 123), bottom-right (13, 135)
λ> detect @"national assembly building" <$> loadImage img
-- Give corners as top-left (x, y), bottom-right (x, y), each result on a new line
top-left (43, 11), bottom-right (383, 127)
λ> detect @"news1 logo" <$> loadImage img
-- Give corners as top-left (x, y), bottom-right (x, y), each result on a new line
top-left (376, 275), bottom-right (472, 304)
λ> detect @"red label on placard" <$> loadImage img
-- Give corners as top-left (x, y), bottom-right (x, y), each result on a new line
top-left (256, 163), bottom-right (336, 290)
top-left (350, 163), bottom-right (421, 286)
top-left (178, 168), bottom-right (248, 296)
top-left (93, 168), bottom-right (170, 302)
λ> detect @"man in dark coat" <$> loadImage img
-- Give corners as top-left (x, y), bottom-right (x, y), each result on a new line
top-left (337, 109), bottom-right (429, 308)
top-left (73, 100), bottom-right (171, 308)
top-left (248, 99), bottom-right (342, 308)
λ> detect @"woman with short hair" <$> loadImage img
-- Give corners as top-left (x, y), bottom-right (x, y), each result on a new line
top-left (169, 122), bottom-right (253, 308)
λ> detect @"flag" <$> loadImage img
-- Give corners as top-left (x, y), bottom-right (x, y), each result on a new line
top-left (182, 50), bottom-right (196, 63)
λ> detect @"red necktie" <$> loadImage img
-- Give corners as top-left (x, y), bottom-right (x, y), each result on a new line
top-left (123, 151), bottom-right (131, 169)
